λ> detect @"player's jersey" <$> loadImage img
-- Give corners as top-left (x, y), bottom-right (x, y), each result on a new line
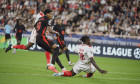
top-left (29, 12), bottom-right (44, 43)
top-left (75, 44), bottom-right (94, 64)
top-left (35, 12), bottom-right (44, 23)
top-left (4, 24), bottom-right (11, 34)
top-left (35, 16), bottom-right (51, 38)
top-left (14, 24), bottom-right (25, 35)
top-left (53, 24), bottom-right (65, 41)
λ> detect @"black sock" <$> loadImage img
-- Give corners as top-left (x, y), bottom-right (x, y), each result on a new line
top-left (65, 49), bottom-right (70, 62)
top-left (51, 47), bottom-right (59, 65)
top-left (56, 57), bottom-right (64, 69)
top-left (17, 42), bottom-right (20, 45)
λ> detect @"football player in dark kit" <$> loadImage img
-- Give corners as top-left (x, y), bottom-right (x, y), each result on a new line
top-left (53, 17), bottom-right (74, 65)
top-left (35, 9), bottom-right (67, 73)
top-left (12, 19), bottom-right (26, 54)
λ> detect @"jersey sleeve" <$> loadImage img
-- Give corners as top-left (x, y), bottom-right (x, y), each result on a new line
top-left (35, 14), bottom-right (41, 23)
top-left (87, 47), bottom-right (94, 58)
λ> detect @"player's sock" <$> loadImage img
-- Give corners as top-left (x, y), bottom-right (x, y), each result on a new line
top-left (4, 42), bottom-right (6, 48)
top-left (51, 47), bottom-right (59, 65)
top-left (17, 43), bottom-right (20, 45)
top-left (13, 45), bottom-right (26, 50)
top-left (63, 71), bottom-right (72, 77)
top-left (45, 51), bottom-right (51, 65)
top-left (56, 57), bottom-right (64, 69)
top-left (87, 73), bottom-right (93, 77)
top-left (65, 49), bottom-right (70, 61)
top-left (62, 68), bottom-right (68, 72)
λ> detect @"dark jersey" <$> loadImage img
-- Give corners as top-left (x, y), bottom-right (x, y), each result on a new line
top-left (53, 24), bottom-right (65, 41)
top-left (14, 24), bottom-right (25, 35)
top-left (35, 16), bottom-right (51, 38)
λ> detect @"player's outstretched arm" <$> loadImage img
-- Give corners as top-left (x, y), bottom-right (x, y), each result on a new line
top-left (65, 30), bottom-right (72, 38)
top-left (47, 26), bottom-right (60, 36)
top-left (90, 58), bottom-right (107, 75)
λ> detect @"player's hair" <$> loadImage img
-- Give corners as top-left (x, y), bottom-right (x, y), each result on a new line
top-left (80, 36), bottom-right (90, 43)
top-left (44, 9), bottom-right (52, 15)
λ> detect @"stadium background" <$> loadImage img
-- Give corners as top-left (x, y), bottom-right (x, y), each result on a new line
top-left (0, 0), bottom-right (140, 84)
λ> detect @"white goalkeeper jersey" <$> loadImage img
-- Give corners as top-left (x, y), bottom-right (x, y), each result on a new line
top-left (75, 44), bottom-right (94, 64)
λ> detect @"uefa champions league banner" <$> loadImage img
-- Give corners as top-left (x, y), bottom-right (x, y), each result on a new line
top-left (0, 35), bottom-right (140, 60)
top-left (29, 40), bottom-right (140, 60)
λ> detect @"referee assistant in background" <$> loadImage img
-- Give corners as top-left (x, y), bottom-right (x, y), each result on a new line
top-left (3, 21), bottom-right (12, 49)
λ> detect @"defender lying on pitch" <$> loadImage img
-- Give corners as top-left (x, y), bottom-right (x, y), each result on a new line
top-left (53, 36), bottom-right (107, 77)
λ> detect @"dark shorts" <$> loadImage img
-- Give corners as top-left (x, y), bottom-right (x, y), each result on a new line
top-left (57, 39), bottom-right (66, 49)
top-left (36, 36), bottom-right (55, 53)
top-left (16, 34), bottom-right (22, 41)
top-left (5, 34), bottom-right (11, 39)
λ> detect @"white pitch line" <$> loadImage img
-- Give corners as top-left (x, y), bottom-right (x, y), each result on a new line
top-left (0, 72), bottom-right (140, 81)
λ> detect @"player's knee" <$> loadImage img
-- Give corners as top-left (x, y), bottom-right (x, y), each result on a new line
top-left (64, 71), bottom-right (72, 77)
top-left (87, 73), bottom-right (93, 77)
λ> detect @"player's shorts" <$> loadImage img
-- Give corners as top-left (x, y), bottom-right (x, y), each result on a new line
top-left (57, 40), bottom-right (66, 49)
top-left (16, 34), bottom-right (22, 41)
top-left (36, 36), bottom-right (55, 52)
top-left (5, 34), bottom-right (11, 39)
top-left (73, 61), bottom-right (96, 74)
top-left (29, 28), bottom-right (36, 43)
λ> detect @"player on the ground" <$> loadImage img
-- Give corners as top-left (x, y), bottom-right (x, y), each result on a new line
top-left (3, 21), bottom-right (12, 49)
top-left (5, 5), bottom-right (52, 69)
top-left (53, 36), bottom-right (107, 77)
top-left (12, 19), bottom-right (26, 54)
top-left (52, 17), bottom-right (74, 65)
top-left (35, 9), bottom-right (67, 73)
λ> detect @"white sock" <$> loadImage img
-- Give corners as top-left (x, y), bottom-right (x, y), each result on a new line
top-left (62, 67), bottom-right (66, 70)
top-left (47, 64), bottom-right (51, 66)
top-left (68, 61), bottom-right (71, 64)
top-left (11, 46), bottom-right (13, 48)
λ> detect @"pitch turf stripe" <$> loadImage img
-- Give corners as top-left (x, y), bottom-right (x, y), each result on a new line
top-left (0, 72), bottom-right (140, 81)
top-left (99, 78), bottom-right (140, 81)
top-left (108, 72), bottom-right (140, 74)
top-left (0, 73), bottom-right (51, 76)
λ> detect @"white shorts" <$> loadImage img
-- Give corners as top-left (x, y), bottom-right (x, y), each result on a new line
top-left (29, 28), bottom-right (37, 43)
top-left (73, 61), bottom-right (96, 74)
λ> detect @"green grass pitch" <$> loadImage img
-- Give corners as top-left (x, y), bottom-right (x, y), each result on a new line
top-left (0, 49), bottom-right (140, 84)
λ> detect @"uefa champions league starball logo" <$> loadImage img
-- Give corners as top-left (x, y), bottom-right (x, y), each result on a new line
top-left (134, 48), bottom-right (140, 59)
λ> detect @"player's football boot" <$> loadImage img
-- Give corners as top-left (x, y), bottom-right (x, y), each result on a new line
top-left (68, 61), bottom-right (75, 66)
top-left (48, 66), bottom-right (59, 73)
top-left (12, 49), bottom-right (16, 54)
top-left (83, 74), bottom-right (93, 78)
top-left (52, 72), bottom-right (64, 76)
top-left (5, 44), bottom-right (12, 52)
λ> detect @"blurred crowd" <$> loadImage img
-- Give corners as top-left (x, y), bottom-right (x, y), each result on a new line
top-left (0, 0), bottom-right (140, 36)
